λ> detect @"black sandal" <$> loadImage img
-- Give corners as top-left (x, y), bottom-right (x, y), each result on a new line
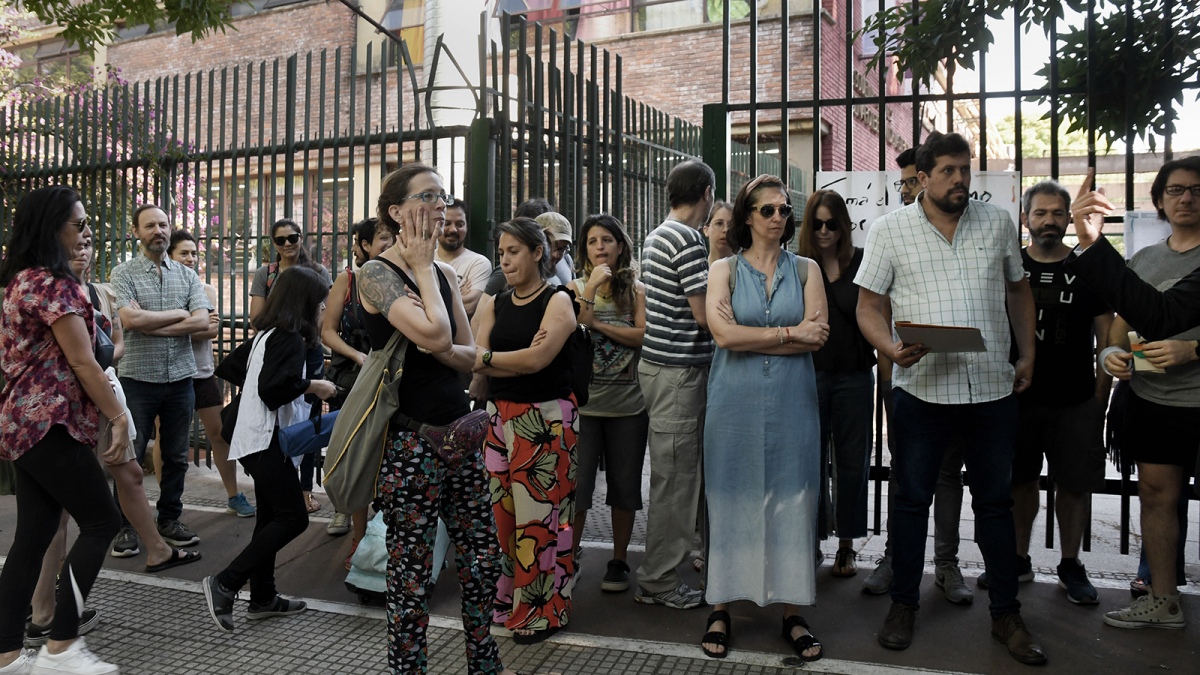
top-left (782, 614), bottom-right (823, 662)
top-left (512, 625), bottom-right (561, 645)
top-left (701, 610), bottom-right (732, 659)
top-left (832, 546), bottom-right (858, 577)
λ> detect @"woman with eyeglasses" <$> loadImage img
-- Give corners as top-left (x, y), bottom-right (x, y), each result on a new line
top-left (249, 218), bottom-right (331, 514)
top-left (0, 186), bottom-right (126, 674)
top-left (358, 165), bottom-right (531, 674)
top-left (701, 175), bottom-right (829, 662)
top-left (796, 189), bottom-right (876, 581)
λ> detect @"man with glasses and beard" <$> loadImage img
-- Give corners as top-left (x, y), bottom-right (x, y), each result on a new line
top-left (855, 132), bottom-right (1045, 665)
top-left (109, 205), bottom-right (212, 556)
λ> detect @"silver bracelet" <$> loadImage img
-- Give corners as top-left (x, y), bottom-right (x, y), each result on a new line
top-left (1098, 346), bottom-right (1129, 377)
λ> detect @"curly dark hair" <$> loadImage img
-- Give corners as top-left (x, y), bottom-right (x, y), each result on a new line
top-left (577, 214), bottom-right (637, 314)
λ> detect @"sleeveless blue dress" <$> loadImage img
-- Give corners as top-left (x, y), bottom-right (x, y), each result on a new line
top-left (703, 252), bottom-right (820, 606)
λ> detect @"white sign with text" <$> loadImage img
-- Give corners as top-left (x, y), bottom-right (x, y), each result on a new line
top-left (815, 171), bottom-right (1022, 246)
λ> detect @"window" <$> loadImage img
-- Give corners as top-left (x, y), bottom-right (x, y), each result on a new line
top-left (13, 40), bottom-right (93, 87)
top-left (383, 0), bottom-right (426, 64)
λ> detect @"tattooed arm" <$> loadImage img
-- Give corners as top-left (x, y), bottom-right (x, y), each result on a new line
top-left (358, 257), bottom-right (453, 353)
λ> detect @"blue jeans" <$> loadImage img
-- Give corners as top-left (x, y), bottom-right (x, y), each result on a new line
top-left (890, 388), bottom-right (1020, 616)
top-left (120, 377), bottom-right (195, 524)
top-left (816, 369), bottom-right (873, 539)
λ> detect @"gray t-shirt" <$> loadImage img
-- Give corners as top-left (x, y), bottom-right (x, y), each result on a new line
top-left (1127, 239), bottom-right (1200, 407)
top-left (250, 262), bottom-right (333, 297)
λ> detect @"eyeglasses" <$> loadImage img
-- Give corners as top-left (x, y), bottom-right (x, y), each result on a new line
top-left (753, 203), bottom-right (793, 219)
top-left (1163, 184), bottom-right (1200, 197)
top-left (894, 177), bottom-right (920, 190)
top-left (273, 233), bottom-right (301, 246)
top-left (403, 191), bottom-right (456, 206)
top-left (67, 217), bottom-right (89, 232)
top-left (812, 218), bottom-right (839, 232)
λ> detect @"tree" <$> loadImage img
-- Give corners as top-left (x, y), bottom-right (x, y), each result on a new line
top-left (993, 110), bottom-right (1091, 159)
top-left (860, 0), bottom-right (1200, 151)
top-left (8, 0), bottom-right (233, 54)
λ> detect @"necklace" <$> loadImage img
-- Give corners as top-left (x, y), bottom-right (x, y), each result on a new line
top-left (513, 282), bottom-right (546, 300)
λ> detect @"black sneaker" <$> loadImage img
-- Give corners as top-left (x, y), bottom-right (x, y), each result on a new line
top-left (601, 559), bottom-right (630, 593)
top-left (110, 526), bottom-right (140, 558)
top-left (1056, 558), bottom-right (1099, 605)
top-left (246, 595), bottom-right (307, 620)
top-left (202, 575), bottom-right (236, 632)
top-left (24, 608), bottom-right (100, 648)
top-left (977, 554), bottom-right (1035, 589)
top-left (158, 520), bottom-right (200, 547)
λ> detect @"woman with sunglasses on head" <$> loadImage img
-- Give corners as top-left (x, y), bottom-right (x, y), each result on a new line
top-left (702, 175), bottom-right (829, 662)
top-left (797, 189), bottom-right (876, 580)
top-left (249, 218), bottom-right (331, 515)
top-left (568, 214), bottom-right (646, 594)
top-left (358, 165), bottom-right (528, 675)
top-left (0, 186), bottom-right (126, 674)
top-left (473, 217), bottom-right (579, 646)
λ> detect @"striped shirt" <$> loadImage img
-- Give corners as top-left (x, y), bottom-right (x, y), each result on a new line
top-left (854, 198), bottom-right (1024, 405)
top-left (639, 219), bottom-right (712, 366)
top-left (110, 253), bottom-right (211, 383)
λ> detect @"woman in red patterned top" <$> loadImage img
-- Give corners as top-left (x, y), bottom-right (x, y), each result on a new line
top-left (0, 186), bottom-right (129, 674)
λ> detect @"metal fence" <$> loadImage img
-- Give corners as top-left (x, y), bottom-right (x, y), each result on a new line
top-left (713, 1), bottom-right (1200, 555)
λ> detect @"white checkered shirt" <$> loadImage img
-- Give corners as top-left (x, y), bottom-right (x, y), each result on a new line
top-left (854, 198), bottom-right (1024, 404)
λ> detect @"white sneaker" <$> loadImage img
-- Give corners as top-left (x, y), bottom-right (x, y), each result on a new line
top-left (1103, 593), bottom-right (1185, 629)
top-left (30, 639), bottom-right (118, 675)
top-left (0, 649), bottom-right (36, 675)
top-left (326, 512), bottom-right (351, 536)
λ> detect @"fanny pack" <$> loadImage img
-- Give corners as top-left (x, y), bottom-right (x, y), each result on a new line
top-left (395, 409), bottom-right (490, 468)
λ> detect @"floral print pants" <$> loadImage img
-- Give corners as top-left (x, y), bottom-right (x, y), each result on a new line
top-left (376, 429), bottom-right (503, 674)
top-left (485, 397), bottom-right (579, 631)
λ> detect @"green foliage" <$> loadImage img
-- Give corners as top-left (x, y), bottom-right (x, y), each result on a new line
top-left (17, 0), bottom-right (235, 53)
top-left (858, 0), bottom-right (1199, 150)
top-left (994, 110), bottom-right (1090, 158)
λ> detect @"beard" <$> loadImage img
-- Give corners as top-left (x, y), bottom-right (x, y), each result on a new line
top-left (1030, 225), bottom-right (1064, 248)
top-left (928, 188), bottom-right (968, 215)
top-left (144, 238), bottom-right (168, 254)
top-left (440, 238), bottom-right (463, 252)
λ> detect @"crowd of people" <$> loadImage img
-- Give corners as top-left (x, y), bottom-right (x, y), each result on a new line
top-left (0, 134), bottom-right (1198, 674)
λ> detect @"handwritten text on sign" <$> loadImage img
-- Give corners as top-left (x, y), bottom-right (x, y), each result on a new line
top-left (815, 171), bottom-right (1022, 246)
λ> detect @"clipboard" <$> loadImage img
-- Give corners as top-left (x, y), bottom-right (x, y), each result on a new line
top-left (894, 321), bottom-right (987, 353)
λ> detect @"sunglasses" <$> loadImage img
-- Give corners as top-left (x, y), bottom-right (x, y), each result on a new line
top-left (67, 217), bottom-right (90, 232)
top-left (754, 203), bottom-right (793, 219)
top-left (273, 233), bottom-right (301, 246)
top-left (813, 218), bottom-right (839, 232)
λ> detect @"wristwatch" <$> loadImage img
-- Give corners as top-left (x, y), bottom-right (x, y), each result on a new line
top-left (482, 350), bottom-right (493, 367)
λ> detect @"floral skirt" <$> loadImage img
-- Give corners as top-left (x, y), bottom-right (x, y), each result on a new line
top-left (485, 396), bottom-right (579, 630)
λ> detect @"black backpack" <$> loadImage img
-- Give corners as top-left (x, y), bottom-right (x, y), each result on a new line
top-left (535, 285), bottom-right (594, 407)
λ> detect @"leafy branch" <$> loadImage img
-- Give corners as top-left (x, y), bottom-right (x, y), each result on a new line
top-left (17, 0), bottom-right (236, 53)
top-left (858, 0), bottom-right (1199, 150)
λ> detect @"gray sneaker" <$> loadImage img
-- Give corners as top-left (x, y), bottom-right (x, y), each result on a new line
top-left (110, 526), bottom-right (140, 558)
top-left (1103, 593), bottom-right (1185, 630)
top-left (326, 512), bottom-right (351, 536)
top-left (862, 556), bottom-right (893, 595)
top-left (246, 595), bottom-right (307, 621)
top-left (935, 564), bottom-right (974, 605)
top-left (158, 520), bottom-right (200, 547)
top-left (633, 583), bottom-right (705, 609)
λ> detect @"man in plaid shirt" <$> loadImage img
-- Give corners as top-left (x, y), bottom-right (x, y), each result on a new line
top-left (855, 132), bottom-right (1043, 665)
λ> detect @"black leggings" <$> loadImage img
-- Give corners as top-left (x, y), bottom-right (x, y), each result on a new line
top-left (0, 426), bottom-right (121, 651)
top-left (217, 443), bottom-right (308, 604)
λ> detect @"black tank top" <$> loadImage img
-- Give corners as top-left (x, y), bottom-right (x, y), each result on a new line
top-left (487, 287), bottom-right (573, 403)
top-left (362, 258), bottom-right (468, 426)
